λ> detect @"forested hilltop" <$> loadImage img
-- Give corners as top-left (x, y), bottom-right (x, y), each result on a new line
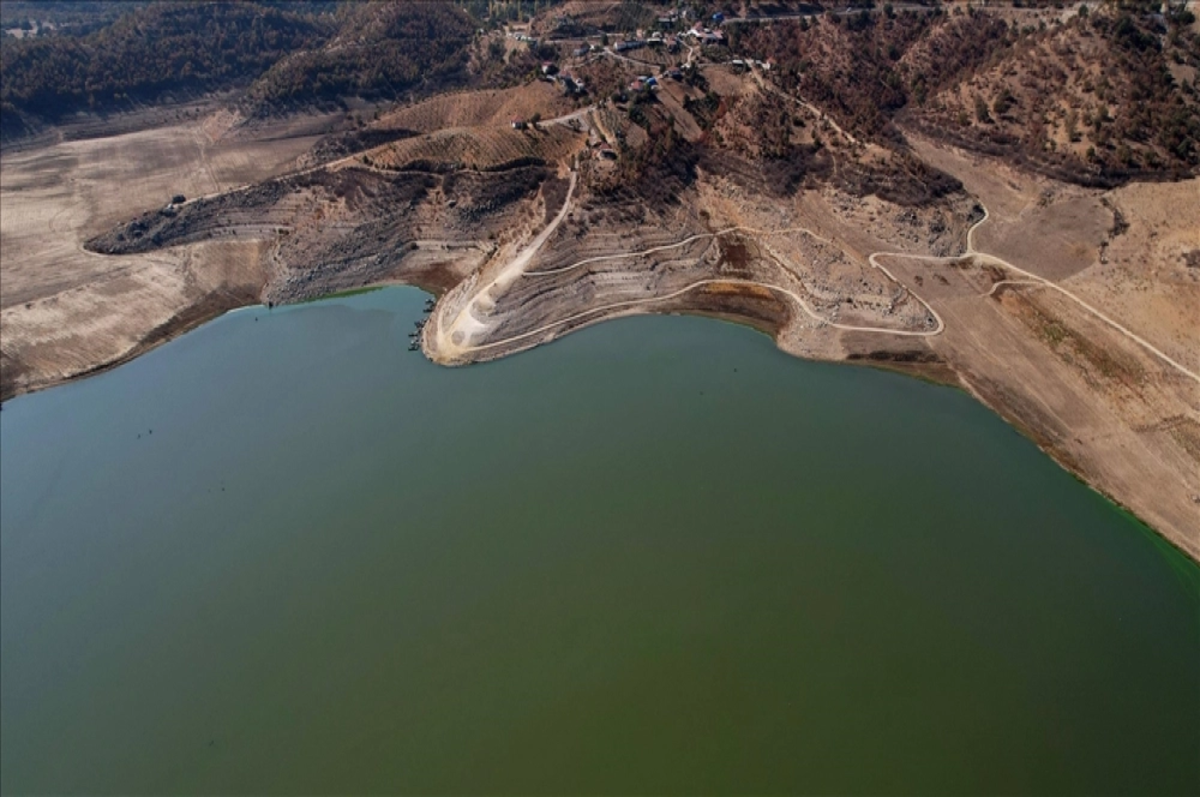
top-left (3, 0), bottom-right (1198, 186)
top-left (0, 1), bottom-right (490, 139)
top-left (2, 2), bottom-right (320, 137)
top-left (242, 2), bottom-right (475, 116)
top-left (737, 2), bottom-right (1200, 184)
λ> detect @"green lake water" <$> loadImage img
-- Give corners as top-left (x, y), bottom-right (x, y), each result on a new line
top-left (2, 287), bottom-right (1197, 794)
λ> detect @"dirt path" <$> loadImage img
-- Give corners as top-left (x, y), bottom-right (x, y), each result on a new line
top-left (600, 49), bottom-right (663, 69)
top-left (429, 169), bottom-right (578, 359)
top-left (518, 216), bottom-right (944, 341)
top-left (436, 209), bottom-right (942, 360)
top-left (462, 276), bottom-right (939, 355)
top-left (431, 180), bottom-right (1193, 388)
top-left (544, 106), bottom-right (594, 127)
top-left (524, 223), bottom-right (833, 277)
top-left (747, 64), bottom-right (862, 148)
top-left (964, 207), bottom-right (1200, 384)
top-left (982, 279), bottom-right (1045, 297)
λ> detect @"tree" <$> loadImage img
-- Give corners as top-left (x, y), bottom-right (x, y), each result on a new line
top-left (992, 88), bottom-right (1015, 117)
top-left (974, 94), bottom-right (992, 124)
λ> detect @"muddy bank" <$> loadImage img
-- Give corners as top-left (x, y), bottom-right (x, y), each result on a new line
top-left (1, 287), bottom-right (257, 403)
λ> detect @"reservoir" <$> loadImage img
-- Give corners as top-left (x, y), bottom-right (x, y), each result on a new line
top-left (2, 287), bottom-right (1197, 793)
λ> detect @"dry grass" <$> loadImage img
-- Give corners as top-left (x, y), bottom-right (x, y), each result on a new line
top-left (376, 83), bottom-right (575, 134)
top-left (362, 124), bottom-right (584, 172)
top-left (699, 281), bottom-right (776, 299)
top-left (0, 110), bottom-right (325, 398)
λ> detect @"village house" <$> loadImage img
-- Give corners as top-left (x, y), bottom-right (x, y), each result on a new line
top-left (560, 75), bottom-right (585, 95)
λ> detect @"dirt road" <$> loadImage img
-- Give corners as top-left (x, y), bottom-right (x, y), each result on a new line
top-left (430, 188), bottom-right (945, 361)
top-left (428, 169), bottom-right (578, 360)
top-left (964, 208), bottom-right (1199, 384)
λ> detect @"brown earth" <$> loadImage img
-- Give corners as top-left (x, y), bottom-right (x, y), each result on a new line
top-left (0, 111), bottom-right (335, 400)
top-left (876, 135), bottom-right (1199, 561)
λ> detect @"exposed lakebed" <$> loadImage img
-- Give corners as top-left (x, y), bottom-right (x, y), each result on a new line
top-left (2, 287), bottom-right (1197, 793)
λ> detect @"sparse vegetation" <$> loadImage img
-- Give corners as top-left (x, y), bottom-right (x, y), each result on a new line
top-left (1, 3), bottom-right (332, 125)
top-left (739, 3), bottom-right (1198, 186)
top-left (907, 4), bottom-right (1200, 184)
top-left (3, 2), bottom-right (491, 136)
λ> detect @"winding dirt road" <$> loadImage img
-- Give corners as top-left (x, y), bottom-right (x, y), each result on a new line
top-left (746, 64), bottom-right (862, 148)
top-left (427, 180), bottom-right (1197, 390)
top-left (430, 169), bottom-right (578, 359)
top-left (427, 197), bottom-right (943, 361)
top-left (461, 276), bottom-right (937, 355)
top-left (962, 208), bottom-right (1200, 384)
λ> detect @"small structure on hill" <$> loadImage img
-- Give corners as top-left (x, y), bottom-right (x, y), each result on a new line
top-left (687, 25), bottom-right (726, 45)
top-left (560, 75), bottom-right (585, 95)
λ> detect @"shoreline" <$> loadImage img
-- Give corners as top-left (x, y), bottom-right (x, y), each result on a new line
top-left (4, 281), bottom-right (1196, 567)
